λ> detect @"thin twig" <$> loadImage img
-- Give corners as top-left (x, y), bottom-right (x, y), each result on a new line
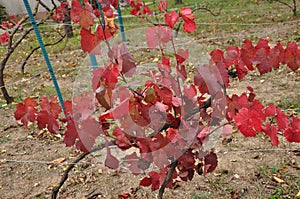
top-left (36, 0), bottom-right (51, 12)
top-left (157, 160), bottom-right (178, 199)
top-left (21, 34), bottom-right (66, 74)
top-left (51, 142), bottom-right (113, 199)
top-left (51, 152), bottom-right (88, 199)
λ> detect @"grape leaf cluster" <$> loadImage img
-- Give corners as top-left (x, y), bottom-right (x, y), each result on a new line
top-left (14, 0), bottom-right (300, 194)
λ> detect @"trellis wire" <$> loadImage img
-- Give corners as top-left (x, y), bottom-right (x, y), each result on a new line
top-left (0, 21), bottom-right (298, 93)
top-left (1, 148), bottom-right (299, 167)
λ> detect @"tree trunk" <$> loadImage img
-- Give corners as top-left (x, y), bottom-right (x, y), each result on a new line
top-left (0, 52), bottom-right (14, 104)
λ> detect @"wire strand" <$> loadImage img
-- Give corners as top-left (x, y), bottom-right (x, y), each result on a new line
top-left (1, 148), bottom-right (298, 166)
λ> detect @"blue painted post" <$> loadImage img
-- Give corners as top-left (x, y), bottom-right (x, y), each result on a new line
top-left (117, 2), bottom-right (126, 42)
top-left (89, 54), bottom-right (98, 70)
top-left (23, 0), bottom-right (65, 113)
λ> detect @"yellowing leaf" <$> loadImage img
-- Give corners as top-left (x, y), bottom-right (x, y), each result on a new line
top-left (153, 57), bottom-right (159, 62)
top-left (63, 165), bottom-right (70, 171)
top-left (273, 176), bottom-right (284, 184)
top-left (52, 158), bottom-right (66, 163)
top-left (232, 129), bottom-right (238, 133)
top-left (296, 190), bottom-right (300, 198)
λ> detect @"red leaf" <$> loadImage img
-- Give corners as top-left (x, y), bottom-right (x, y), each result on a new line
top-left (0, 32), bottom-right (10, 45)
top-left (241, 40), bottom-right (255, 70)
top-left (226, 94), bottom-right (248, 121)
top-left (73, 92), bottom-right (96, 121)
top-left (126, 152), bottom-right (147, 175)
top-left (52, 2), bottom-right (69, 22)
top-left (80, 28), bottom-right (101, 54)
top-left (176, 48), bottom-right (189, 64)
top-left (225, 46), bottom-right (240, 67)
top-left (36, 110), bottom-right (60, 134)
top-left (158, 1), bottom-right (168, 12)
top-left (210, 49), bottom-right (224, 64)
top-left (71, 0), bottom-right (95, 29)
top-left (262, 122), bottom-right (279, 146)
top-left (146, 25), bottom-right (172, 49)
top-left (275, 109), bottom-right (289, 131)
top-left (204, 152), bottom-right (218, 175)
top-left (113, 127), bottom-right (131, 150)
top-left (284, 117), bottom-right (300, 142)
top-left (128, 0), bottom-right (152, 17)
top-left (105, 152), bottom-right (119, 169)
top-left (284, 42), bottom-right (300, 71)
top-left (109, 42), bottom-right (137, 77)
top-left (183, 84), bottom-right (197, 100)
top-left (80, 116), bottom-right (102, 139)
top-left (176, 64), bottom-right (187, 80)
top-left (166, 128), bottom-right (180, 143)
top-left (1, 21), bottom-right (10, 29)
top-left (139, 171), bottom-right (161, 191)
top-left (139, 176), bottom-right (152, 187)
top-left (164, 10), bottom-right (179, 28)
top-left (265, 104), bottom-right (276, 117)
top-left (101, 0), bottom-right (119, 9)
top-left (118, 192), bottom-right (130, 199)
top-left (14, 98), bottom-right (38, 126)
top-left (158, 57), bottom-right (171, 74)
top-left (105, 139), bottom-right (119, 169)
top-left (102, 6), bottom-right (114, 18)
top-left (221, 124), bottom-right (233, 135)
top-left (96, 86), bottom-right (112, 110)
top-left (63, 100), bottom-right (73, 117)
top-left (234, 107), bottom-right (262, 137)
top-left (250, 100), bottom-right (266, 121)
top-left (36, 96), bottom-right (61, 134)
top-left (64, 119), bottom-right (78, 147)
top-left (143, 5), bottom-right (153, 16)
top-left (253, 39), bottom-right (273, 75)
top-left (197, 126), bottom-right (209, 143)
top-left (194, 73), bottom-right (209, 94)
top-left (95, 25), bottom-right (113, 41)
top-left (92, 67), bottom-right (104, 92)
top-left (75, 138), bottom-right (94, 153)
top-left (178, 150), bottom-right (195, 170)
top-left (235, 62), bottom-right (248, 80)
top-left (40, 96), bottom-right (61, 118)
top-left (154, 85), bottom-right (173, 105)
top-left (75, 117), bottom-right (102, 153)
top-left (183, 19), bottom-right (196, 33)
top-left (179, 7), bottom-right (196, 33)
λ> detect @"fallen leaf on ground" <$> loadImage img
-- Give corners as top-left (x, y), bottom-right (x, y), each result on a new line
top-left (52, 157), bottom-right (66, 163)
top-left (296, 190), bottom-right (300, 198)
top-left (273, 176), bottom-right (284, 184)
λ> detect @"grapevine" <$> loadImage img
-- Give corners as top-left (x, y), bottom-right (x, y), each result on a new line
top-left (14, 0), bottom-right (300, 198)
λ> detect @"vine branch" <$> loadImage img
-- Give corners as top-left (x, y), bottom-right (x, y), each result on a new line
top-left (21, 33), bottom-right (66, 74)
top-left (157, 160), bottom-right (178, 199)
top-left (51, 141), bottom-right (114, 199)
